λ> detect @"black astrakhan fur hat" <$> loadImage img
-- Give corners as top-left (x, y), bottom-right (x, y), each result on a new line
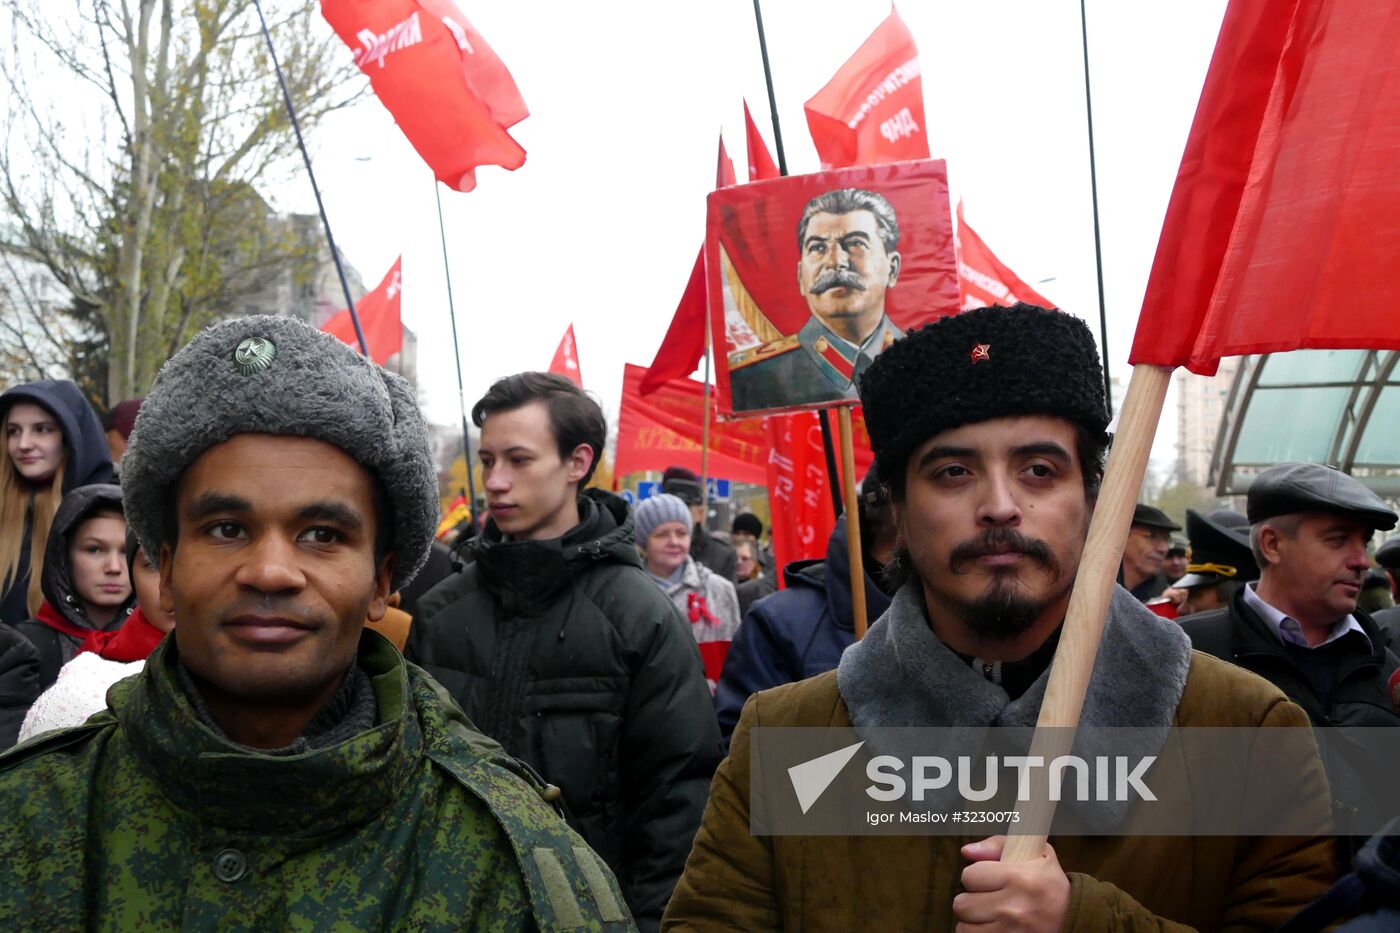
top-left (857, 303), bottom-right (1109, 484)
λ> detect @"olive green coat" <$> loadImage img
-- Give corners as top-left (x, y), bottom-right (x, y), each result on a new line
top-left (664, 653), bottom-right (1337, 932)
top-left (0, 631), bottom-right (635, 931)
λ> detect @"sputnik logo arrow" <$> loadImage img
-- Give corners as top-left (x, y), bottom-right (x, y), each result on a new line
top-left (788, 741), bottom-right (864, 814)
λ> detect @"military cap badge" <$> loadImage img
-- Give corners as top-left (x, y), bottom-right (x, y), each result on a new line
top-left (234, 336), bottom-right (277, 376)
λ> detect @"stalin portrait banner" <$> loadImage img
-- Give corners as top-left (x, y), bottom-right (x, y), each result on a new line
top-left (706, 159), bottom-right (960, 417)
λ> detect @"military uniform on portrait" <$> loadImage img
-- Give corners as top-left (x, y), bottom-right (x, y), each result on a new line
top-left (729, 314), bottom-right (903, 412)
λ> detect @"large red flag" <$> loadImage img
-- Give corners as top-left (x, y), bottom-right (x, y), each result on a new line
top-left (744, 100), bottom-right (780, 181)
top-left (321, 0), bottom-right (528, 192)
top-left (638, 138), bottom-right (738, 395)
top-left (804, 8), bottom-right (930, 169)
top-left (1130, 0), bottom-right (1400, 375)
top-left (956, 202), bottom-right (1056, 311)
top-left (765, 408), bottom-right (876, 578)
top-left (615, 365), bottom-right (769, 484)
top-left (322, 256), bottom-right (403, 365)
top-left (547, 324), bottom-right (583, 387)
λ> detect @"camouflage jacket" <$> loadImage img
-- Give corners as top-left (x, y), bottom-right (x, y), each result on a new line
top-left (0, 631), bottom-right (635, 931)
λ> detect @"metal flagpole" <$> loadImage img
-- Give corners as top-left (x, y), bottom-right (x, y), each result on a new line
top-left (751, 0), bottom-right (844, 518)
top-left (1079, 0), bottom-right (1114, 415)
top-left (251, 0), bottom-right (367, 357)
top-left (434, 182), bottom-right (479, 517)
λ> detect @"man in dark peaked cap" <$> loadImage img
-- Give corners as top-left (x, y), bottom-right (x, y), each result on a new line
top-left (1120, 503), bottom-right (1183, 602)
top-left (1172, 509), bottom-right (1259, 617)
top-left (1371, 534), bottom-right (1400, 648)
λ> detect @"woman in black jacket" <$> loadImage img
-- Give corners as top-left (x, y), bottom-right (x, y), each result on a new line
top-left (13, 484), bottom-right (133, 692)
top-left (0, 381), bottom-right (115, 627)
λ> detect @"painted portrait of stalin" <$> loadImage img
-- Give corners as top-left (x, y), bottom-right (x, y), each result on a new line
top-left (729, 187), bottom-right (904, 413)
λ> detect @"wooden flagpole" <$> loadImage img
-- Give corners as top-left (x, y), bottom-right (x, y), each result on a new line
top-left (837, 408), bottom-right (870, 638)
top-left (1001, 363), bottom-right (1172, 861)
top-left (700, 327), bottom-right (713, 515)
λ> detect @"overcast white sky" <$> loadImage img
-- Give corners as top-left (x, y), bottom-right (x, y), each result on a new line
top-left (273, 0), bottom-right (1229, 463)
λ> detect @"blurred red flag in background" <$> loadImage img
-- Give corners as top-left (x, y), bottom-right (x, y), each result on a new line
top-left (615, 365), bottom-right (768, 484)
top-left (1130, 0), bottom-right (1400, 374)
top-left (639, 138), bottom-right (738, 395)
top-left (804, 8), bottom-right (929, 169)
top-left (321, 0), bottom-right (528, 192)
top-left (322, 256), bottom-right (403, 364)
top-left (744, 100), bottom-right (780, 181)
top-left (548, 324), bottom-right (583, 387)
top-left (956, 202), bottom-right (1056, 311)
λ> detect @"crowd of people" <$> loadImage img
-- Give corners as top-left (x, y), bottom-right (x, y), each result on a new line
top-left (0, 303), bottom-right (1396, 929)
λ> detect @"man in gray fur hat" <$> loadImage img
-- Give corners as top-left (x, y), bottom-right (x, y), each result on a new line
top-left (0, 316), bottom-right (632, 930)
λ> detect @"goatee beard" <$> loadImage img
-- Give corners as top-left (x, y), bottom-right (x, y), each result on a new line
top-left (951, 573), bottom-right (1062, 643)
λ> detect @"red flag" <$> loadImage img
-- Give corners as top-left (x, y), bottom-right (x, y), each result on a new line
top-left (804, 8), bottom-right (930, 169)
top-left (1130, 0), bottom-right (1400, 375)
top-left (765, 410), bottom-right (876, 581)
top-left (322, 256), bottom-right (403, 365)
top-left (321, 0), bottom-right (528, 192)
top-left (765, 413), bottom-right (837, 575)
top-left (638, 138), bottom-right (739, 395)
top-left (744, 100), bottom-right (780, 181)
top-left (956, 202), bottom-right (1056, 311)
top-left (615, 365), bottom-right (769, 484)
top-left (548, 324), bottom-right (583, 387)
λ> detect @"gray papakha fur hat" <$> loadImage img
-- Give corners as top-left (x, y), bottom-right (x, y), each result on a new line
top-left (122, 314), bottom-right (438, 591)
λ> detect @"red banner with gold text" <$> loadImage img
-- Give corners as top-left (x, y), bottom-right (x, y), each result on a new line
top-left (616, 364), bottom-right (769, 484)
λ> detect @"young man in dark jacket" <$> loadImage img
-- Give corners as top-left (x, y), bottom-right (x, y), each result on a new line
top-left (714, 471), bottom-right (898, 747)
top-left (406, 373), bottom-right (720, 932)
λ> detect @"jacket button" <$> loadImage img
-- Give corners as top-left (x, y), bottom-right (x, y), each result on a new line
top-left (213, 848), bottom-right (247, 883)
top-left (541, 784), bottom-right (562, 802)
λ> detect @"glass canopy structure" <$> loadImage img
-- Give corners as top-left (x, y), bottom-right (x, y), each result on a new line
top-left (1209, 349), bottom-right (1400, 497)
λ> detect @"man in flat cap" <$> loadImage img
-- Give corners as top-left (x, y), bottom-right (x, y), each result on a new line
top-left (1373, 535), bottom-right (1400, 648)
top-left (0, 317), bottom-right (632, 930)
top-left (666, 303), bottom-right (1334, 931)
top-left (1171, 509), bottom-right (1259, 617)
top-left (1182, 463), bottom-right (1400, 858)
top-left (1119, 503), bottom-right (1182, 602)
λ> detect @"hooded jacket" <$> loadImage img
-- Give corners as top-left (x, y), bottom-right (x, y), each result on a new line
top-left (0, 630), bottom-right (633, 930)
top-left (0, 381), bottom-right (114, 627)
top-left (14, 484), bottom-right (134, 690)
top-left (406, 489), bottom-right (721, 932)
top-left (714, 515), bottom-right (893, 746)
top-left (666, 584), bottom-right (1336, 931)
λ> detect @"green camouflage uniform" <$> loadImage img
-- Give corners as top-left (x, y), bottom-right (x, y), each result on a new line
top-left (0, 631), bottom-right (635, 931)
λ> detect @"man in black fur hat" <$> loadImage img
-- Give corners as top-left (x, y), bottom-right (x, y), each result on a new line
top-left (666, 303), bottom-right (1334, 931)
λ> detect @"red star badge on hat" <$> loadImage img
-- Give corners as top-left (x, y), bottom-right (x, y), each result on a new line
top-left (970, 343), bottom-right (991, 364)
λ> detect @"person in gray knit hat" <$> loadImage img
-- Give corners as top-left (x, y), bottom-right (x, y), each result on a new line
top-left (0, 316), bottom-right (631, 930)
top-left (634, 493), bottom-right (742, 686)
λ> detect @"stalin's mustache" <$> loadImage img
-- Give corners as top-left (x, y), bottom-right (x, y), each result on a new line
top-left (810, 269), bottom-right (865, 295)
